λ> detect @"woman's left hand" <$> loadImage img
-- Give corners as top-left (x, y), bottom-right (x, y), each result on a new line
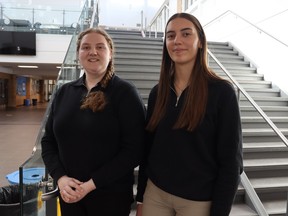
top-left (64, 179), bottom-right (96, 203)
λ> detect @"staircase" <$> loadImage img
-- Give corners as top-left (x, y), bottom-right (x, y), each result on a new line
top-left (208, 41), bottom-right (288, 216)
top-left (108, 29), bottom-right (288, 215)
top-left (107, 29), bottom-right (163, 105)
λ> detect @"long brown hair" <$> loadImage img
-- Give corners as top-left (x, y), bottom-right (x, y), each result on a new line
top-left (146, 13), bottom-right (223, 132)
top-left (77, 27), bottom-right (115, 112)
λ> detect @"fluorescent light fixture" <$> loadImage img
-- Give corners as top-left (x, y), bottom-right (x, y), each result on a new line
top-left (18, 65), bottom-right (38, 68)
top-left (57, 66), bottom-right (76, 69)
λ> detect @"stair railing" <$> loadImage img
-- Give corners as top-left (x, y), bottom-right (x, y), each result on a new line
top-left (204, 10), bottom-right (288, 48)
top-left (145, 0), bottom-right (170, 38)
top-left (203, 9), bottom-right (288, 96)
top-left (240, 172), bottom-right (268, 216)
top-left (208, 49), bottom-right (288, 215)
top-left (208, 49), bottom-right (288, 147)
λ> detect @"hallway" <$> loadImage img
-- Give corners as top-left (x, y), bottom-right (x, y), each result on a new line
top-left (0, 103), bottom-right (47, 187)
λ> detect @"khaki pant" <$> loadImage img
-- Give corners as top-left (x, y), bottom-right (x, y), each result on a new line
top-left (142, 179), bottom-right (211, 216)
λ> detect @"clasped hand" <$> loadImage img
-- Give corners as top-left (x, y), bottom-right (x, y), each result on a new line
top-left (57, 175), bottom-right (95, 203)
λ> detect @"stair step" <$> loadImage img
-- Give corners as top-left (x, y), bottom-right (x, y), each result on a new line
top-left (210, 49), bottom-right (239, 55)
top-left (244, 127), bottom-right (288, 132)
top-left (213, 67), bottom-right (258, 74)
top-left (208, 43), bottom-right (231, 49)
top-left (209, 55), bottom-right (244, 61)
top-left (220, 73), bottom-right (264, 81)
top-left (242, 116), bottom-right (288, 128)
top-left (240, 106), bottom-right (288, 117)
top-left (243, 142), bottom-right (288, 152)
top-left (244, 157), bottom-right (288, 171)
top-left (115, 48), bottom-right (162, 55)
top-left (241, 88), bottom-right (280, 97)
top-left (115, 60), bottom-right (161, 67)
top-left (243, 128), bottom-right (288, 135)
top-left (230, 203), bottom-right (258, 216)
top-left (242, 128), bottom-right (288, 142)
top-left (115, 53), bottom-right (162, 60)
top-left (115, 43), bottom-right (163, 50)
top-left (239, 96), bottom-right (288, 106)
top-left (249, 176), bottom-right (288, 191)
top-left (210, 61), bottom-right (251, 68)
top-left (263, 200), bottom-right (287, 216)
top-left (235, 80), bottom-right (272, 88)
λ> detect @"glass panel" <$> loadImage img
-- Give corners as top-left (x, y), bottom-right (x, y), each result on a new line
top-left (18, 0), bottom-right (98, 215)
top-left (19, 154), bottom-right (46, 216)
top-left (0, 6), bottom-right (81, 34)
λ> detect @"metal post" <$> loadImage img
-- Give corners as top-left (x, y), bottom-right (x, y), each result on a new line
top-left (0, 4), bottom-right (3, 20)
top-left (141, 10), bottom-right (143, 31)
top-left (62, 10), bottom-right (65, 28)
top-left (286, 192), bottom-right (288, 216)
top-left (32, 8), bottom-right (34, 27)
top-left (46, 198), bottom-right (58, 216)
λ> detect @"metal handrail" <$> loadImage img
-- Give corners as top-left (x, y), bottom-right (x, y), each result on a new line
top-left (240, 172), bottom-right (268, 216)
top-left (204, 10), bottom-right (288, 48)
top-left (208, 49), bottom-right (288, 215)
top-left (41, 187), bottom-right (59, 201)
top-left (148, 0), bottom-right (169, 29)
top-left (208, 49), bottom-right (288, 147)
top-left (89, 0), bottom-right (99, 28)
top-left (145, 0), bottom-right (169, 38)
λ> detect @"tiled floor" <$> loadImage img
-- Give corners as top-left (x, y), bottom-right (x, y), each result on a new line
top-left (0, 103), bottom-right (47, 187)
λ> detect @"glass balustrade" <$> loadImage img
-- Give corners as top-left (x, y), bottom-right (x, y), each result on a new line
top-left (0, 5), bottom-right (81, 34)
top-left (17, 0), bottom-right (98, 215)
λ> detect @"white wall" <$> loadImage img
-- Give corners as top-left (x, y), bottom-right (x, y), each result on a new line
top-left (181, 0), bottom-right (288, 94)
top-left (98, 0), bottom-right (165, 28)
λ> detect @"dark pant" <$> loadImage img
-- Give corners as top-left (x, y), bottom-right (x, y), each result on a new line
top-left (59, 189), bottom-right (134, 216)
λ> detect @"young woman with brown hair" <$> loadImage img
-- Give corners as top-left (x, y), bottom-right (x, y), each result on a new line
top-left (136, 13), bottom-right (243, 216)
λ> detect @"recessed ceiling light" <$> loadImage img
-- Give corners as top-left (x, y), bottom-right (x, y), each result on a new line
top-left (18, 65), bottom-right (39, 68)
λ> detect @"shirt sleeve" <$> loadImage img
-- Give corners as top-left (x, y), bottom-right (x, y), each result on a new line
top-left (41, 88), bottom-right (67, 183)
top-left (210, 83), bottom-right (243, 216)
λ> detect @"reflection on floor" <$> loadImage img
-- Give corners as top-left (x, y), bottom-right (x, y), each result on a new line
top-left (0, 103), bottom-right (47, 187)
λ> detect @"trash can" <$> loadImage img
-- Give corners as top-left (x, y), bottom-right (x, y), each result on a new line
top-left (24, 99), bottom-right (30, 106)
top-left (32, 99), bottom-right (37, 106)
top-left (1, 168), bottom-right (45, 216)
top-left (6, 168), bottom-right (45, 185)
top-left (0, 184), bottom-right (39, 216)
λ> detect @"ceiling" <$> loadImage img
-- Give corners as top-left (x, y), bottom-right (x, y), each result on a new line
top-left (0, 61), bottom-right (60, 80)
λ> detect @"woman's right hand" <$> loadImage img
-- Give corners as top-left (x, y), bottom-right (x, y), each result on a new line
top-left (136, 203), bottom-right (143, 216)
top-left (57, 175), bottom-right (83, 203)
